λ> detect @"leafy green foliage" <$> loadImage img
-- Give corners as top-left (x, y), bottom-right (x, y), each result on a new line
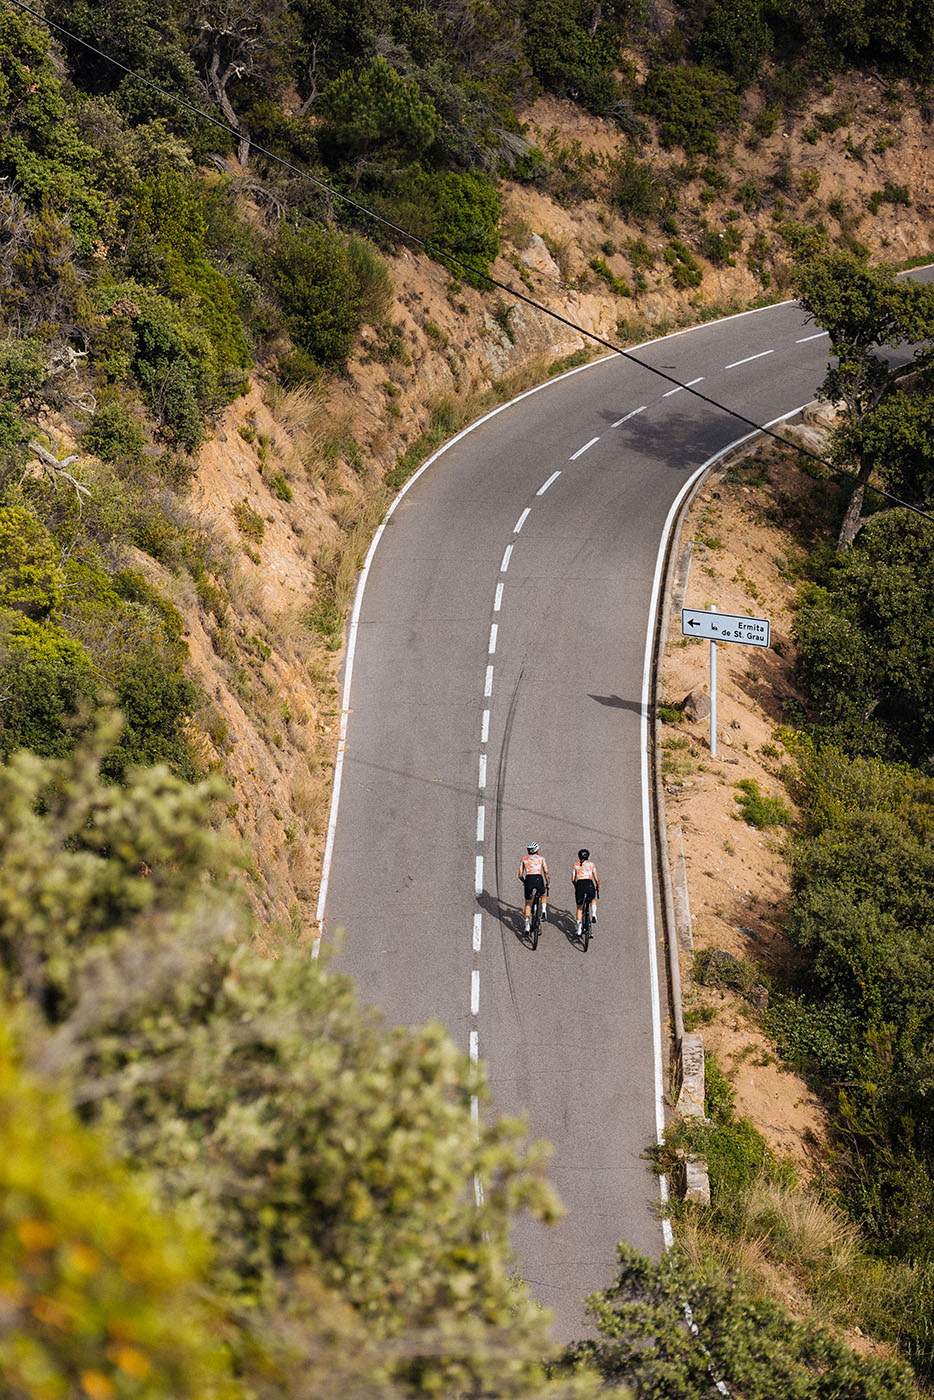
top-left (693, 0), bottom-right (773, 85)
top-left (0, 8), bottom-right (115, 251)
top-left (522, 0), bottom-right (639, 115)
top-left (794, 513), bottom-right (934, 763)
top-left (563, 1242), bottom-right (916, 1398)
top-left (268, 222), bottom-right (365, 369)
top-left (640, 64), bottom-right (741, 155)
top-left (734, 777), bottom-right (792, 828)
top-left (320, 57), bottom-right (441, 162)
top-left (129, 170), bottom-right (252, 389)
top-left (0, 1021), bottom-right (240, 1400)
top-left (0, 724), bottom-right (573, 1398)
top-left (44, 0), bottom-right (201, 135)
top-left (794, 251), bottom-right (934, 418)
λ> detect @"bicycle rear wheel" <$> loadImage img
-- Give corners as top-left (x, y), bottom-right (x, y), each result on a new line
top-left (581, 898), bottom-right (591, 952)
top-left (530, 890), bottom-right (541, 949)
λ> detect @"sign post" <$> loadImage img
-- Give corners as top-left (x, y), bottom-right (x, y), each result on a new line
top-left (710, 606), bottom-right (717, 756)
top-left (681, 606), bottom-right (771, 755)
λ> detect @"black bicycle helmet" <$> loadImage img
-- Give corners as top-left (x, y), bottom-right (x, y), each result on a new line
top-left (578, 848), bottom-right (590, 860)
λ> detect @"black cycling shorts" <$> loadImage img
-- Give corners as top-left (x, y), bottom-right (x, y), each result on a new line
top-left (574, 878), bottom-right (596, 906)
top-left (523, 873), bottom-right (546, 899)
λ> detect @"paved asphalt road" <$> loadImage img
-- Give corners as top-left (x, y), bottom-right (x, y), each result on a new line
top-left (316, 297), bottom-right (893, 1337)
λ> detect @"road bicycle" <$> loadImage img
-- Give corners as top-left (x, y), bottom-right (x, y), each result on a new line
top-left (529, 886), bottom-right (543, 949)
top-left (580, 893), bottom-right (594, 952)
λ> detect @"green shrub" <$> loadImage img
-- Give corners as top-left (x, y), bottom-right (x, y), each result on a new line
top-left (693, 0), bottom-right (773, 85)
top-left (734, 777), bottom-right (792, 827)
top-left (664, 239), bottom-right (703, 288)
top-left (640, 64), bottom-right (741, 155)
top-left (0, 8), bottom-right (116, 250)
top-left (319, 57), bottom-right (441, 161)
top-left (522, 0), bottom-right (632, 114)
top-left (0, 614), bottom-right (95, 759)
top-left (130, 171), bottom-right (251, 390)
top-left (270, 472), bottom-right (293, 502)
top-left (0, 505), bottom-right (64, 618)
top-left (0, 1021), bottom-right (238, 1400)
top-left (418, 168), bottom-right (501, 286)
top-left (232, 499), bottom-right (265, 542)
top-left (589, 256), bottom-right (631, 296)
top-left (83, 396), bottom-right (149, 467)
top-left (268, 222), bottom-right (363, 369)
top-left (610, 152), bottom-right (665, 222)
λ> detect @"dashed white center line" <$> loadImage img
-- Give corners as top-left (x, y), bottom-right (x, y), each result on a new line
top-left (488, 623), bottom-right (497, 654)
top-left (664, 376), bottom-right (704, 397)
top-left (478, 753), bottom-right (487, 788)
top-left (474, 855), bottom-right (483, 895)
top-left (473, 913), bottom-right (482, 951)
top-left (469, 1029), bottom-right (479, 1062)
top-left (537, 470), bottom-right (561, 495)
top-left (493, 582), bottom-right (503, 611)
top-left (471, 969), bottom-right (480, 1014)
top-left (476, 805), bottom-right (485, 841)
top-left (480, 709), bottom-right (489, 743)
top-left (570, 436), bottom-right (600, 460)
top-left (484, 665), bottom-right (493, 696)
top-left (724, 349), bottom-right (774, 369)
top-left (500, 544), bottom-right (513, 572)
top-left (796, 330), bottom-right (829, 343)
top-left (612, 405), bottom-right (646, 427)
top-left (513, 507), bottom-right (530, 533)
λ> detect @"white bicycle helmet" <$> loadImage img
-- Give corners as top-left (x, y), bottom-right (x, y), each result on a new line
top-left (527, 841), bottom-right (539, 854)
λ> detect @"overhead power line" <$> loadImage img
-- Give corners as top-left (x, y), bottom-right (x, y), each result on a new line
top-left (6, 0), bottom-right (934, 526)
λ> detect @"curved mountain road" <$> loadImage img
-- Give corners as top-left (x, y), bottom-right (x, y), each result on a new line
top-left (316, 298), bottom-right (891, 1336)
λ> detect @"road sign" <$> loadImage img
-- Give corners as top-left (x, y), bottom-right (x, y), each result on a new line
top-left (681, 608), bottom-right (770, 648)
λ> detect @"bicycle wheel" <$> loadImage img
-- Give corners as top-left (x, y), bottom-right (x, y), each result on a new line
top-left (581, 898), bottom-right (591, 952)
top-left (530, 890), bottom-right (541, 949)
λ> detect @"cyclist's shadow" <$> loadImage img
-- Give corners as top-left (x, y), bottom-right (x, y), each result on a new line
top-left (476, 891), bottom-right (584, 951)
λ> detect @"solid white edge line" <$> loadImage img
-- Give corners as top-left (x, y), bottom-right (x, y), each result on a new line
top-left (471, 969), bottom-right (480, 1015)
top-left (313, 286), bottom-right (834, 949)
top-left (796, 330), bottom-right (829, 343)
top-left (478, 753), bottom-right (487, 788)
top-left (473, 913), bottom-right (482, 951)
top-left (480, 709), bottom-right (490, 743)
top-left (476, 805), bottom-right (485, 842)
top-left (570, 435), bottom-right (600, 460)
top-left (493, 582), bottom-right (503, 611)
top-left (537, 470), bottom-right (561, 495)
top-left (724, 348), bottom-right (775, 369)
top-left (639, 398), bottom-right (812, 1231)
top-left (514, 507), bottom-right (531, 533)
top-left (488, 622), bottom-right (497, 654)
top-left (474, 855), bottom-right (484, 895)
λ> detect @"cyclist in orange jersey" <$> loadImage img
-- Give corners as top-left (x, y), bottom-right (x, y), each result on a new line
top-left (518, 841), bottom-right (549, 933)
top-left (572, 848), bottom-right (600, 935)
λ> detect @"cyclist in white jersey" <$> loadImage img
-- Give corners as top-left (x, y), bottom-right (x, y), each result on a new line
top-left (518, 842), bottom-right (549, 933)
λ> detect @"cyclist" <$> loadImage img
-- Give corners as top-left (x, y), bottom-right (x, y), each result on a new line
top-left (572, 849), bottom-right (600, 935)
top-left (518, 842), bottom-right (549, 933)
